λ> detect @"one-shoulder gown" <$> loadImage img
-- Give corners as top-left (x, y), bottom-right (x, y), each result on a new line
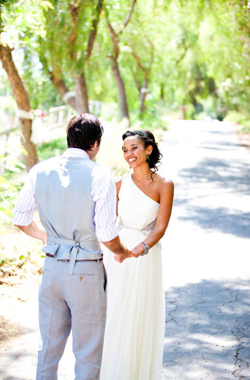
top-left (100, 174), bottom-right (165, 380)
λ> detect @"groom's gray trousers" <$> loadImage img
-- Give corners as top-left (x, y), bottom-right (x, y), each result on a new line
top-left (36, 256), bottom-right (107, 380)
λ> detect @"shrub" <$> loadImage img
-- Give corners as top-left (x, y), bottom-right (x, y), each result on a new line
top-left (37, 137), bottom-right (67, 161)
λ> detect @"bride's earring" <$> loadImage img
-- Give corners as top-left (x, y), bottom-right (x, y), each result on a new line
top-left (146, 154), bottom-right (150, 164)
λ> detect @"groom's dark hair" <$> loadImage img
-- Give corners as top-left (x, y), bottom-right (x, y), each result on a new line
top-left (66, 113), bottom-right (104, 151)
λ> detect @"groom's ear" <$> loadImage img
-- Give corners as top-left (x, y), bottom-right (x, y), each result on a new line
top-left (92, 140), bottom-right (100, 149)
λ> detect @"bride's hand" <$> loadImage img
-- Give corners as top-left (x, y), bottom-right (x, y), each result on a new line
top-left (131, 243), bottom-right (144, 258)
top-left (114, 249), bottom-right (135, 263)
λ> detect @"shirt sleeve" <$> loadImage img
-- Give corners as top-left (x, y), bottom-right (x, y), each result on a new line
top-left (12, 168), bottom-right (37, 226)
top-left (91, 166), bottom-right (119, 242)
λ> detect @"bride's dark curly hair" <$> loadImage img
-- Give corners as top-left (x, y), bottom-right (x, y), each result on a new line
top-left (122, 130), bottom-right (163, 172)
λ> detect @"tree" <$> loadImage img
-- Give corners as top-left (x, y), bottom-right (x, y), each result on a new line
top-left (129, 33), bottom-right (154, 114)
top-left (39, 0), bottom-right (104, 113)
top-left (0, 3), bottom-right (38, 170)
top-left (104, 0), bottom-right (137, 125)
top-left (177, 0), bottom-right (250, 116)
top-left (121, 1), bottom-right (166, 115)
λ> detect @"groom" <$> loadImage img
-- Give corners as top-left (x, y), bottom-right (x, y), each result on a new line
top-left (13, 113), bottom-right (131, 380)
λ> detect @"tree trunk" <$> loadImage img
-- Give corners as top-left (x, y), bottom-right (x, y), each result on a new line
top-left (0, 39), bottom-right (38, 170)
top-left (140, 78), bottom-right (149, 113)
top-left (111, 59), bottom-right (130, 126)
top-left (50, 73), bottom-right (77, 110)
top-left (160, 83), bottom-right (164, 100)
top-left (74, 73), bottom-right (89, 114)
top-left (20, 118), bottom-right (39, 169)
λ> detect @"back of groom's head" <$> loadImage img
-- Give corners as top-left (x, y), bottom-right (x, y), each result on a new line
top-left (66, 113), bottom-right (104, 151)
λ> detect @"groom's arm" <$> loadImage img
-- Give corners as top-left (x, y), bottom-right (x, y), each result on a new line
top-left (13, 165), bottom-right (47, 244)
top-left (102, 236), bottom-right (132, 262)
top-left (92, 167), bottom-right (132, 262)
top-left (15, 221), bottom-right (47, 244)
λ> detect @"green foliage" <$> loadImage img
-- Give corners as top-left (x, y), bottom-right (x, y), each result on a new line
top-left (0, 0), bottom-right (62, 110)
top-left (224, 111), bottom-right (250, 134)
top-left (37, 137), bottom-right (67, 161)
top-left (2, 0), bottom-right (250, 123)
top-left (0, 137), bottom-right (27, 223)
top-left (0, 95), bottom-right (16, 113)
top-left (0, 175), bottom-right (22, 225)
top-left (130, 100), bottom-right (169, 131)
top-left (224, 111), bottom-right (249, 124)
top-left (131, 113), bottom-right (168, 131)
top-left (185, 104), bottom-right (196, 120)
top-left (241, 123), bottom-right (250, 134)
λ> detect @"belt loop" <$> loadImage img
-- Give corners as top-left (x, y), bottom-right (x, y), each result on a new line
top-left (97, 254), bottom-right (103, 263)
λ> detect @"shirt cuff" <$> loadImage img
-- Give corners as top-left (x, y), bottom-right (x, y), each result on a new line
top-left (12, 210), bottom-right (34, 226)
top-left (96, 223), bottom-right (119, 242)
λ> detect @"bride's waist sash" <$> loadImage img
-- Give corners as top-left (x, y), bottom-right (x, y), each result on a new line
top-left (118, 217), bottom-right (157, 235)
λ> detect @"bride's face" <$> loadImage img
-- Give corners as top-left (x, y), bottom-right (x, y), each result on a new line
top-left (122, 136), bottom-right (150, 168)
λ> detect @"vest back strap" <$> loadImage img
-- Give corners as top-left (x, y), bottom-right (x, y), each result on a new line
top-left (46, 236), bottom-right (102, 275)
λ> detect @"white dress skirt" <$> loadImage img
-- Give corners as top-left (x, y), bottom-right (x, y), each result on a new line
top-left (100, 174), bottom-right (165, 380)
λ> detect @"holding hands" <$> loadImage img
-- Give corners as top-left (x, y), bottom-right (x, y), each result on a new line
top-left (114, 248), bottom-right (137, 263)
top-left (114, 241), bottom-right (148, 263)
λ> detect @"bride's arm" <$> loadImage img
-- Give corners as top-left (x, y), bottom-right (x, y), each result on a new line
top-left (132, 178), bottom-right (174, 257)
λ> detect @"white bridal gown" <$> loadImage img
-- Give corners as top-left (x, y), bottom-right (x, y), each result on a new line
top-left (100, 174), bottom-right (165, 380)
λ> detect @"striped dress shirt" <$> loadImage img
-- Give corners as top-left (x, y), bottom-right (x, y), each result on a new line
top-left (12, 148), bottom-right (118, 242)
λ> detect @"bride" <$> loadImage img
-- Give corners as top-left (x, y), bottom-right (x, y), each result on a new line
top-left (100, 130), bottom-right (174, 380)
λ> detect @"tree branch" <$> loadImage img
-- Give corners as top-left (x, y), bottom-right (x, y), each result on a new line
top-left (131, 51), bottom-right (147, 75)
top-left (106, 0), bottom-right (136, 61)
top-left (39, 49), bottom-right (77, 110)
top-left (175, 39), bottom-right (190, 66)
top-left (86, 0), bottom-right (104, 61)
top-left (118, 0), bottom-right (137, 36)
top-left (148, 38), bottom-right (154, 71)
top-left (131, 70), bottom-right (142, 93)
top-left (0, 37), bottom-right (30, 110)
top-left (131, 38), bottom-right (154, 79)
top-left (68, 2), bottom-right (80, 61)
top-left (107, 21), bottom-right (119, 59)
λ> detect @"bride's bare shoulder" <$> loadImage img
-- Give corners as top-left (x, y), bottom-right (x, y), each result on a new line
top-left (153, 176), bottom-right (174, 206)
top-left (154, 174), bottom-right (174, 193)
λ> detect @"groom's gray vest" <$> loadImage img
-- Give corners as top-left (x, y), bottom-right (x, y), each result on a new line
top-left (35, 154), bottom-right (102, 274)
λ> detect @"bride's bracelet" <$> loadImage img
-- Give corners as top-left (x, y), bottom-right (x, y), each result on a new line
top-left (141, 242), bottom-right (150, 256)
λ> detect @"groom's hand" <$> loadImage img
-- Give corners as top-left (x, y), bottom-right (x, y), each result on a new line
top-left (114, 249), bottom-right (134, 263)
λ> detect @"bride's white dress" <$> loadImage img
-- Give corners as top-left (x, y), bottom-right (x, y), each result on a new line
top-left (100, 174), bottom-right (165, 380)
